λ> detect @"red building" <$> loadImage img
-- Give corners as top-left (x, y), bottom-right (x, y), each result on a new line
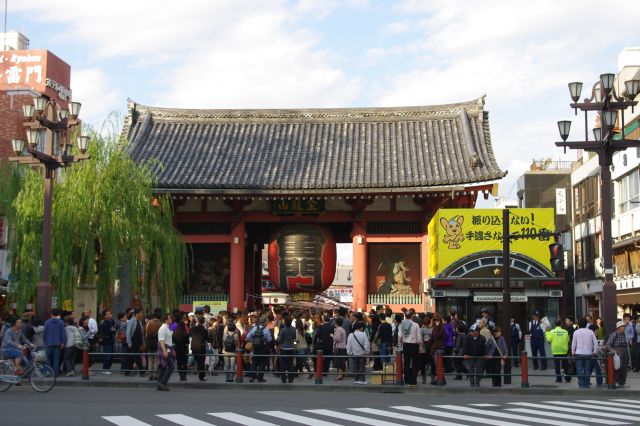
top-left (125, 97), bottom-right (505, 312)
top-left (0, 32), bottom-right (72, 310)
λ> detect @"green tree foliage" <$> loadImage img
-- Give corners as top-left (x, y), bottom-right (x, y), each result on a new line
top-left (0, 119), bottom-right (187, 312)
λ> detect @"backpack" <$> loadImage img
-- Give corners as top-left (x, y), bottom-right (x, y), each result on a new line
top-left (252, 326), bottom-right (265, 349)
top-left (224, 332), bottom-right (236, 352)
top-left (73, 327), bottom-right (84, 349)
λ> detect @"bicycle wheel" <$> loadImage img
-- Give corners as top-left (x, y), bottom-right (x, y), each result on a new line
top-left (0, 362), bottom-right (15, 392)
top-left (30, 362), bottom-right (56, 392)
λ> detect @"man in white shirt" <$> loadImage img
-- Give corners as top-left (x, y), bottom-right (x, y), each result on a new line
top-left (157, 313), bottom-right (175, 391)
top-left (571, 318), bottom-right (599, 388)
top-left (398, 312), bottom-right (421, 387)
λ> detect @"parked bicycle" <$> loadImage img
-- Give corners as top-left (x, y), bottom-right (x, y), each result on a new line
top-left (0, 348), bottom-right (56, 392)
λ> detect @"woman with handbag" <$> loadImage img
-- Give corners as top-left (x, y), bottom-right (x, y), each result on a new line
top-left (486, 326), bottom-right (508, 387)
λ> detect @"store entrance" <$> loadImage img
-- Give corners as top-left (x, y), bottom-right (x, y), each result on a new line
top-left (470, 301), bottom-right (527, 331)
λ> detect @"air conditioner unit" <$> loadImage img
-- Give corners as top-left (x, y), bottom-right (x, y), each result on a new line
top-left (549, 290), bottom-right (563, 298)
top-left (432, 290), bottom-right (446, 298)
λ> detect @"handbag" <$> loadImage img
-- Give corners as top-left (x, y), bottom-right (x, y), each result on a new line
top-left (613, 352), bottom-right (621, 370)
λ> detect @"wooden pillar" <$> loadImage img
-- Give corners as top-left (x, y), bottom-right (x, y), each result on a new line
top-left (230, 220), bottom-right (245, 312)
top-left (352, 222), bottom-right (367, 312)
top-left (421, 233), bottom-right (433, 313)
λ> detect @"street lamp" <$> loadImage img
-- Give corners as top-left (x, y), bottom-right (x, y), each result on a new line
top-left (9, 95), bottom-right (91, 318)
top-left (555, 73), bottom-right (640, 332)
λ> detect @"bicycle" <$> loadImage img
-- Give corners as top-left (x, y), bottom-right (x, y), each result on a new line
top-left (0, 347), bottom-right (56, 392)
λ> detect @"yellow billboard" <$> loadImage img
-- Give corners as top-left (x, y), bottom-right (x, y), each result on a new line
top-left (428, 208), bottom-right (555, 277)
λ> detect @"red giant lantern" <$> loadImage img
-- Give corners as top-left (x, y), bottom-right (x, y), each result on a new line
top-left (268, 224), bottom-right (337, 293)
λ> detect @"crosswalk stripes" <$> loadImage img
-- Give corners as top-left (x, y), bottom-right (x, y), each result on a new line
top-left (305, 409), bottom-right (406, 426)
top-left (577, 400), bottom-right (640, 409)
top-left (505, 408), bottom-right (629, 425)
top-left (508, 402), bottom-right (640, 422)
top-left (391, 405), bottom-right (528, 426)
top-left (543, 400), bottom-right (640, 416)
top-left (433, 404), bottom-right (585, 426)
top-left (350, 407), bottom-right (465, 426)
top-left (206, 412), bottom-right (278, 426)
top-left (258, 410), bottom-right (345, 426)
top-left (612, 399), bottom-right (640, 405)
top-left (101, 399), bottom-right (640, 426)
top-left (102, 416), bottom-right (152, 426)
top-left (156, 414), bottom-right (215, 425)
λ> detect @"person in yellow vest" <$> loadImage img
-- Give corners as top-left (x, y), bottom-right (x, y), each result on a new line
top-left (546, 319), bottom-right (570, 383)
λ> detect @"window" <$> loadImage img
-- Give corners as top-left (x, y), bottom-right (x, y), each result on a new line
top-left (617, 169), bottom-right (640, 214)
top-left (575, 233), bottom-right (600, 281)
top-left (573, 175), bottom-right (600, 223)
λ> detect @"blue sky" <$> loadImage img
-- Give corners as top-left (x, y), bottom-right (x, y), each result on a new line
top-left (8, 0), bottom-right (640, 210)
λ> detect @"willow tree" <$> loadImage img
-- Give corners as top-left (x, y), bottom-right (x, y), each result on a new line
top-left (0, 119), bottom-right (188, 311)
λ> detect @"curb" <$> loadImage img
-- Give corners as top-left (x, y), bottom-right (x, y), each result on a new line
top-left (53, 380), bottom-right (638, 396)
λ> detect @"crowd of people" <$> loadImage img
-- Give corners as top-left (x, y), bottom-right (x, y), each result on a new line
top-left (1, 304), bottom-right (639, 390)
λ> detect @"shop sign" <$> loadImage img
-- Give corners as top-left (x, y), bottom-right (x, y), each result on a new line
top-left (473, 295), bottom-right (528, 302)
top-left (272, 199), bottom-right (325, 215)
top-left (192, 300), bottom-right (228, 314)
top-left (428, 208), bottom-right (555, 277)
top-left (289, 292), bottom-right (315, 302)
top-left (0, 49), bottom-right (71, 102)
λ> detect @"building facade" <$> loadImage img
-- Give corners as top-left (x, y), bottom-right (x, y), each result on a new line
top-left (517, 159), bottom-right (576, 320)
top-left (572, 47), bottom-right (640, 320)
top-left (125, 97), bottom-right (505, 313)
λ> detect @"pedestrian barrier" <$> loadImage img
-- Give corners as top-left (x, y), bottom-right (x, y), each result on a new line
top-left (520, 351), bottom-right (529, 388)
top-left (77, 349), bottom-right (626, 389)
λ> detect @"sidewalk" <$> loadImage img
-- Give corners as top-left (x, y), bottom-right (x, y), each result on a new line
top-left (54, 365), bottom-right (640, 396)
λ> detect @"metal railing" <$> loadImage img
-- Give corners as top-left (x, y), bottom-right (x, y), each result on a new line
top-left (70, 348), bottom-right (623, 389)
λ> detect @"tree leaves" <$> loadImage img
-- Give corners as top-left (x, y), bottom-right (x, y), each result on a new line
top-left (0, 119), bottom-right (187, 312)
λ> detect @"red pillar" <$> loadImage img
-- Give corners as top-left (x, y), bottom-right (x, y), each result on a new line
top-left (352, 223), bottom-right (367, 312)
top-left (230, 220), bottom-right (246, 312)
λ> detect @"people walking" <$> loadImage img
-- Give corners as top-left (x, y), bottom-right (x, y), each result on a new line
top-left (247, 318), bottom-right (272, 382)
top-left (399, 311), bottom-right (421, 387)
top-left (190, 316), bottom-right (210, 381)
top-left (463, 324), bottom-right (487, 387)
top-left (528, 311), bottom-right (547, 370)
top-left (571, 317), bottom-right (599, 389)
top-left (100, 310), bottom-right (116, 375)
top-left (510, 316), bottom-right (522, 367)
top-left (173, 313), bottom-right (191, 381)
top-left (332, 317), bottom-right (347, 380)
top-left (605, 320), bottom-right (630, 388)
top-left (44, 308), bottom-right (66, 376)
top-left (485, 326), bottom-right (507, 387)
top-left (546, 319), bottom-right (570, 383)
top-left (125, 308), bottom-right (146, 377)
top-left (222, 322), bottom-right (239, 382)
top-left (346, 321), bottom-right (370, 384)
top-left (277, 317), bottom-right (296, 383)
top-left (144, 310), bottom-right (162, 380)
top-left (157, 313), bottom-right (175, 391)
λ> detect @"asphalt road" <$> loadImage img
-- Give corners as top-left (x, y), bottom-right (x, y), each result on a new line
top-left (2, 386), bottom-right (640, 426)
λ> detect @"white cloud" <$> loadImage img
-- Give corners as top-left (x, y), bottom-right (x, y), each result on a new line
top-left (374, 0), bottom-right (640, 199)
top-left (14, 0), bottom-right (362, 110)
top-left (71, 68), bottom-right (122, 130)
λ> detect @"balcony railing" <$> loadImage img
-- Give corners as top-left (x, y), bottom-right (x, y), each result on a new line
top-left (368, 293), bottom-right (423, 306)
top-left (529, 160), bottom-right (577, 172)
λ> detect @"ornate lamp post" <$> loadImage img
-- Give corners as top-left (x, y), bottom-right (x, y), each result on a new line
top-left (555, 74), bottom-right (640, 331)
top-left (9, 96), bottom-right (90, 318)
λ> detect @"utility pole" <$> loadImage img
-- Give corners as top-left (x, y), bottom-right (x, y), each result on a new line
top-left (502, 208), bottom-right (512, 384)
